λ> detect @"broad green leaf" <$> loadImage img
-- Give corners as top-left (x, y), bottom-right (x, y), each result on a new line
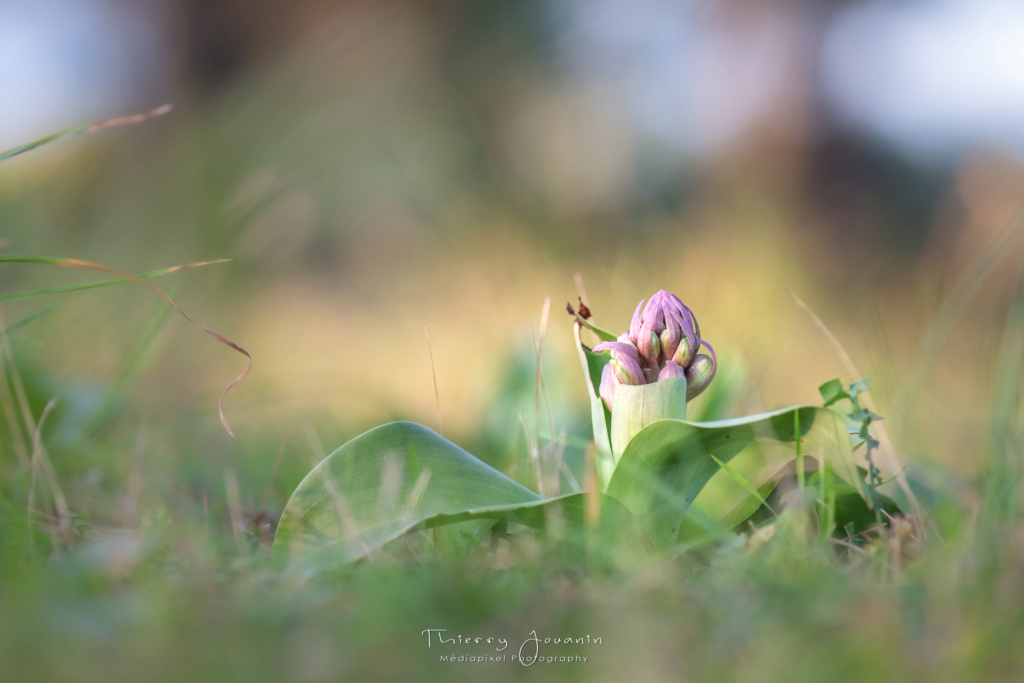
top-left (610, 377), bottom-right (687, 463)
top-left (606, 406), bottom-right (859, 550)
top-left (274, 421), bottom-right (652, 573)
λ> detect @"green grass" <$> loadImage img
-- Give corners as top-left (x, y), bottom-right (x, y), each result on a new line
top-left (0, 299), bottom-right (1021, 683)
top-left (1, 481), bottom-right (1019, 683)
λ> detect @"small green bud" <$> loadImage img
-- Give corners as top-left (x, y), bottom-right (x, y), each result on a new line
top-left (660, 327), bottom-right (679, 361)
top-left (649, 331), bottom-right (662, 360)
top-left (672, 337), bottom-right (693, 368)
top-left (611, 359), bottom-right (634, 385)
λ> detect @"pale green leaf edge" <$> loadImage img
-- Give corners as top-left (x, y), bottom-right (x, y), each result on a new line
top-left (273, 421), bottom-right (653, 573)
top-left (606, 405), bottom-right (874, 548)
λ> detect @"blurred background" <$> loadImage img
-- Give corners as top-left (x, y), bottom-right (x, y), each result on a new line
top-left (2, 0), bottom-right (1023, 501)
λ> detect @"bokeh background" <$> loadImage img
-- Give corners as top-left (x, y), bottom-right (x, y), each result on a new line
top-left (2, 0), bottom-right (1024, 500)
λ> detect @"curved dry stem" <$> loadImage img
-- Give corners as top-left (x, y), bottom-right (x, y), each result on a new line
top-left (3, 255), bottom-right (249, 437)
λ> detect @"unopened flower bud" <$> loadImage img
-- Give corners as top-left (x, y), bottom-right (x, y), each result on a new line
top-left (629, 289), bottom-right (705, 368)
top-left (657, 360), bottom-right (686, 381)
top-left (594, 341), bottom-right (644, 383)
top-left (685, 342), bottom-right (717, 401)
top-left (611, 359), bottom-right (634, 385)
top-left (649, 330), bottom-right (662, 359)
top-left (588, 289), bottom-right (717, 412)
top-left (636, 320), bottom-right (662, 368)
top-left (660, 325), bottom-right (680, 363)
top-left (672, 336), bottom-right (694, 368)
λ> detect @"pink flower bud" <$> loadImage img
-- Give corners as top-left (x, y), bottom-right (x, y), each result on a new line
top-left (593, 341), bottom-right (644, 385)
top-left (657, 360), bottom-right (686, 381)
top-left (593, 289), bottom-right (717, 410)
top-left (685, 342), bottom-right (717, 401)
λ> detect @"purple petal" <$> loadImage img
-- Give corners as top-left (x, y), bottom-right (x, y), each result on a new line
top-left (664, 290), bottom-right (685, 310)
top-left (594, 341), bottom-right (644, 385)
top-left (675, 308), bottom-right (698, 360)
top-left (628, 299), bottom-right (645, 345)
top-left (684, 304), bottom-right (701, 340)
top-left (701, 340), bottom-right (716, 365)
top-left (637, 310), bottom-right (664, 366)
top-left (593, 341), bottom-right (641, 364)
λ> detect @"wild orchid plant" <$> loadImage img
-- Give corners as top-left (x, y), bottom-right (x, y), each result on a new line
top-left (275, 289), bottom-right (903, 574)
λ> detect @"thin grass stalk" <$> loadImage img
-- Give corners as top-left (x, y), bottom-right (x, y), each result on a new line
top-left (0, 333), bottom-right (30, 467)
top-left (0, 105), bottom-right (171, 162)
top-left (534, 296), bottom-right (552, 497)
top-left (0, 255), bottom-right (249, 436)
top-left (223, 469), bottom-right (248, 557)
top-left (788, 290), bottom-right (923, 520)
top-left (986, 257), bottom-right (1024, 521)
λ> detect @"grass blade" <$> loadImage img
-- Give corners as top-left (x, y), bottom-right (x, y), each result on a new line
top-left (710, 454), bottom-right (778, 518)
top-left (0, 105), bottom-right (171, 162)
top-left (2, 305), bottom-right (56, 334)
top-left (0, 257), bottom-right (230, 302)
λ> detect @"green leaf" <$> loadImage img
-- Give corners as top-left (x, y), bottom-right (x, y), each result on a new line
top-left (606, 406), bottom-right (859, 550)
top-left (573, 322), bottom-right (614, 485)
top-left (818, 379), bottom-right (847, 406)
top-left (610, 377), bottom-right (687, 462)
top-left (675, 454), bottom-right (790, 545)
top-left (848, 378), bottom-right (870, 401)
top-left (574, 314), bottom-right (619, 342)
top-left (274, 421), bottom-right (652, 573)
top-left (710, 455), bottom-right (778, 518)
top-left (849, 408), bottom-right (872, 422)
top-left (806, 468), bottom-right (901, 538)
top-left (712, 461), bottom-right (789, 529)
top-left (2, 304), bottom-right (56, 334)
